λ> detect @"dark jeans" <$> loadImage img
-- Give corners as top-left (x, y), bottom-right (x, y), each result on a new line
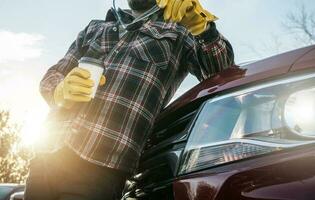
top-left (24, 147), bottom-right (129, 200)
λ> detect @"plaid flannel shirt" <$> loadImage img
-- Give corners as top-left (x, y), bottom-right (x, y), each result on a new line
top-left (40, 9), bottom-right (234, 173)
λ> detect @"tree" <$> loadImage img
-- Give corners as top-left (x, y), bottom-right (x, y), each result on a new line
top-left (0, 111), bottom-right (32, 184)
top-left (242, 2), bottom-right (315, 62)
top-left (283, 3), bottom-right (315, 45)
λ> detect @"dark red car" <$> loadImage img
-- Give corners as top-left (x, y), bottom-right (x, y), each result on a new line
top-left (122, 45), bottom-right (315, 200)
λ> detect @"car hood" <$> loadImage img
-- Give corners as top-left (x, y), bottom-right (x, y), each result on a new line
top-left (158, 45), bottom-right (315, 121)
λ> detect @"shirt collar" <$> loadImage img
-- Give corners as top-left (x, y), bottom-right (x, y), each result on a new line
top-left (105, 8), bottom-right (135, 23)
top-left (105, 7), bottom-right (164, 31)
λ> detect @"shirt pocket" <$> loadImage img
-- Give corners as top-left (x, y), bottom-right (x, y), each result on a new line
top-left (128, 28), bottom-right (178, 70)
top-left (81, 38), bottom-right (106, 59)
top-left (81, 27), bottom-right (107, 59)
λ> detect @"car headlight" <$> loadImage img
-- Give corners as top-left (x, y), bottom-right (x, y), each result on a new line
top-left (284, 88), bottom-right (315, 137)
top-left (179, 73), bottom-right (315, 175)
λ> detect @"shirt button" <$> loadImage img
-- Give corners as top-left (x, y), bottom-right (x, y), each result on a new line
top-left (112, 27), bottom-right (118, 32)
top-left (199, 39), bottom-right (205, 44)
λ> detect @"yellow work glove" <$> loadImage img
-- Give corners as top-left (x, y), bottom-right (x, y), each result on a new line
top-left (156, 0), bottom-right (218, 35)
top-left (54, 67), bottom-right (106, 109)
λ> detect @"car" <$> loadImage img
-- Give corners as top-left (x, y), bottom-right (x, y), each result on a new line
top-left (0, 184), bottom-right (24, 200)
top-left (9, 192), bottom-right (23, 200)
top-left (122, 45), bottom-right (315, 200)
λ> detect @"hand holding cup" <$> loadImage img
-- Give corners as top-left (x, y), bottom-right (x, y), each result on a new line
top-left (54, 58), bottom-right (105, 108)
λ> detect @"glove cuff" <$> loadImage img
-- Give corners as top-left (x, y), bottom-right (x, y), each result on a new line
top-left (183, 8), bottom-right (217, 35)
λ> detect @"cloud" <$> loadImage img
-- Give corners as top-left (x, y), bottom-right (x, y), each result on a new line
top-left (0, 30), bottom-right (44, 63)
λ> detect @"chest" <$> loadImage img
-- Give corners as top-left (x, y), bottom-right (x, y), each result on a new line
top-left (83, 22), bottom-right (186, 85)
top-left (86, 23), bottom-right (183, 64)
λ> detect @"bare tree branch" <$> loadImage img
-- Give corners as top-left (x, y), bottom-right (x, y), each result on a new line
top-left (283, 3), bottom-right (315, 44)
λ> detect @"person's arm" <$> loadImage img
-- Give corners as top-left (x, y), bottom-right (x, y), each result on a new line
top-left (40, 21), bottom-right (98, 107)
top-left (191, 22), bottom-right (234, 81)
top-left (156, 0), bottom-right (234, 81)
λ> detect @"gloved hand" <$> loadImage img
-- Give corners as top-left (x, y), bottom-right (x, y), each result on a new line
top-left (54, 67), bottom-right (106, 109)
top-left (156, 0), bottom-right (218, 35)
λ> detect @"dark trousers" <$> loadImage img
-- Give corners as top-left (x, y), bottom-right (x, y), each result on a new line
top-left (24, 147), bottom-right (128, 200)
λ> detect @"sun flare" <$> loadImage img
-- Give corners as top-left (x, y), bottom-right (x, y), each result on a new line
top-left (20, 109), bottom-right (47, 146)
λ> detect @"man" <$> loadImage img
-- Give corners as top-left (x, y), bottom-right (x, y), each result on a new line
top-left (25, 0), bottom-right (234, 199)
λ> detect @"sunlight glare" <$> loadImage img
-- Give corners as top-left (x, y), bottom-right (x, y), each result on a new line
top-left (20, 105), bottom-right (49, 146)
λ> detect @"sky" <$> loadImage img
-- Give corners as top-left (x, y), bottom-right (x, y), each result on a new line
top-left (0, 0), bottom-right (314, 144)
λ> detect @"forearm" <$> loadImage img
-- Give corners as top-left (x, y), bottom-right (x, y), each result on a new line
top-left (40, 48), bottom-right (81, 107)
top-left (194, 22), bottom-right (235, 80)
top-left (40, 68), bottom-right (65, 107)
top-left (39, 21), bottom-right (92, 107)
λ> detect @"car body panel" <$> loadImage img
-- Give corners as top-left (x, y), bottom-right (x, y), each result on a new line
top-left (173, 145), bottom-right (315, 200)
top-left (290, 47), bottom-right (315, 72)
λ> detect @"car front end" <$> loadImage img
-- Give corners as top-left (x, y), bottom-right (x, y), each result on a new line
top-left (123, 45), bottom-right (315, 200)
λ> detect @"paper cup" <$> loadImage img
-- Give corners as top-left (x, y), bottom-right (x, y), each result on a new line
top-left (78, 57), bottom-right (104, 98)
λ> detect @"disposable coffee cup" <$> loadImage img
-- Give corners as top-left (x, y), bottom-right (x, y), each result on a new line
top-left (78, 57), bottom-right (104, 98)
